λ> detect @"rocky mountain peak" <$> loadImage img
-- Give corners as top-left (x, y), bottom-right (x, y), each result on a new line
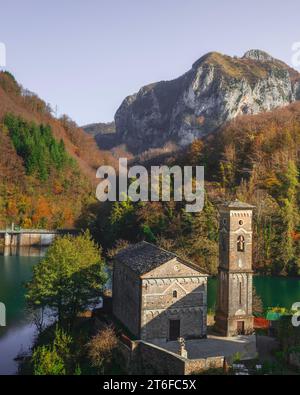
top-left (113, 50), bottom-right (300, 154)
top-left (242, 49), bottom-right (275, 62)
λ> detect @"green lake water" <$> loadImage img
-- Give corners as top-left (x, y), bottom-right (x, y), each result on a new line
top-left (0, 248), bottom-right (45, 375)
top-left (207, 276), bottom-right (300, 311)
top-left (0, 250), bottom-right (300, 374)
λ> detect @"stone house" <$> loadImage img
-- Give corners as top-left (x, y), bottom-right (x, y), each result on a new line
top-left (113, 242), bottom-right (208, 342)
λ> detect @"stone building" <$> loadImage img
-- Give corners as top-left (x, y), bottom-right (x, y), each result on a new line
top-left (113, 242), bottom-right (208, 342)
top-left (215, 200), bottom-right (255, 336)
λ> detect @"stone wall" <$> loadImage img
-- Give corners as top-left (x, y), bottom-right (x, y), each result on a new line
top-left (140, 259), bottom-right (208, 341)
top-left (112, 262), bottom-right (141, 338)
top-left (136, 341), bottom-right (185, 375)
top-left (184, 356), bottom-right (224, 375)
top-left (121, 340), bottom-right (224, 375)
top-left (117, 338), bottom-right (140, 373)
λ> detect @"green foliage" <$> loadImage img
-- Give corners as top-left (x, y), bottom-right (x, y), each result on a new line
top-left (232, 352), bottom-right (242, 363)
top-left (32, 345), bottom-right (66, 375)
top-left (142, 224), bottom-right (157, 243)
top-left (74, 365), bottom-right (82, 375)
top-left (94, 194), bottom-right (218, 274)
top-left (53, 327), bottom-right (73, 359)
top-left (31, 326), bottom-right (75, 375)
top-left (25, 321), bottom-right (124, 376)
top-left (90, 103), bottom-right (300, 277)
top-left (26, 231), bottom-right (107, 325)
top-left (3, 71), bottom-right (17, 83)
top-left (4, 114), bottom-right (71, 180)
top-left (108, 198), bottom-right (139, 241)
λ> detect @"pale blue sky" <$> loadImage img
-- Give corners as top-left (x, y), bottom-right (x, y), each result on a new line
top-left (0, 0), bottom-right (299, 125)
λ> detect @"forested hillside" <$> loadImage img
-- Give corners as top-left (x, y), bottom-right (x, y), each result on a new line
top-left (200, 102), bottom-right (300, 275)
top-left (0, 71), bottom-right (116, 229)
top-left (86, 102), bottom-right (300, 276)
top-left (2, 70), bottom-right (300, 276)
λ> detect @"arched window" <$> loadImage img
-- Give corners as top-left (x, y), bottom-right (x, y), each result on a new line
top-left (237, 235), bottom-right (245, 252)
top-left (173, 290), bottom-right (178, 298)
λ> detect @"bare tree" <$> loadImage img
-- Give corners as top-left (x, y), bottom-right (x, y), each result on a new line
top-left (87, 326), bottom-right (118, 374)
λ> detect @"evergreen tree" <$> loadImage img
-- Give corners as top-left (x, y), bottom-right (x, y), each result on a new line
top-left (4, 114), bottom-right (70, 180)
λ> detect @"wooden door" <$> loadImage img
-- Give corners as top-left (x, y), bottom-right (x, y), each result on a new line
top-left (237, 321), bottom-right (245, 335)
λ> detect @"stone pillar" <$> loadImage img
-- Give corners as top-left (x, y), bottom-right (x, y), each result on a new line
top-left (4, 232), bottom-right (11, 246)
top-left (178, 337), bottom-right (188, 358)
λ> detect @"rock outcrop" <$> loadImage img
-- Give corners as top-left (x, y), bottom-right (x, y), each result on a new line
top-left (114, 50), bottom-right (300, 153)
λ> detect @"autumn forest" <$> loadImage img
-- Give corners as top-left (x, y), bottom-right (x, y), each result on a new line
top-left (1, 70), bottom-right (300, 276)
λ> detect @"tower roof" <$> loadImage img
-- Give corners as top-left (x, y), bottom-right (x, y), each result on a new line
top-left (220, 199), bottom-right (255, 210)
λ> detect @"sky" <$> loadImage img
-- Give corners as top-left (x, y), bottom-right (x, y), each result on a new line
top-left (0, 0), bottom-right (300, 125)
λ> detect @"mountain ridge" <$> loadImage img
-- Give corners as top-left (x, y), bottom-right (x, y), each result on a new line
top-left (112, 49), bottom-right (300, 153)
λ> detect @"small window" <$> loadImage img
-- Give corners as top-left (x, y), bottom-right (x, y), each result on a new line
top-left (239, 220), bottom-right (244, 226)
top-left (223, 218), bottom-right (227, 225)
top-left (237, 235), bottom-right (245, 252)
top-left (173, 290), bottom-right (178, 298)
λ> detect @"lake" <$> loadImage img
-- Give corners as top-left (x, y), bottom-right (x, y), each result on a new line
top-left (0, 249), bottom-right (300, 375)
top-left (207, 276), bottom-right (300, 311)
top-left (0, 247), bottom-right (46, 375)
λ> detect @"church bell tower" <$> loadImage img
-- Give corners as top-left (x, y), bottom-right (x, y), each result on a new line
top-left (215, 200), bottom-right (255, 337)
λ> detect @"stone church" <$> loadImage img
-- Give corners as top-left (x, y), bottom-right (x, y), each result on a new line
top-left (113, 242), bottom-right (209, 341)
top-left (112, 200), bottom-right (254, 341)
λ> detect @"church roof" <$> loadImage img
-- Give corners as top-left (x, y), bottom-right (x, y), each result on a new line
top-left (115, 241), bottom-right (208, 276)
top-left (221, 199), bottom-right (255, 210)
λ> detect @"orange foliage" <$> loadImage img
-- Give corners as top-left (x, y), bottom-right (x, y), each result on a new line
top-left (188, 139), bottom-right (204, 165)
top-left (32, 197), bottom-right (51, 226)
top-left (6, 200), bottom-right (18, 217)
top-left (63, 207), bottom-right (74, 226)
top-left (0, 71), bottom-right (118, 186)
top-left (291, 231), bottom-right (300, 241)
top-left (53, 181), bottom-right (64, 195)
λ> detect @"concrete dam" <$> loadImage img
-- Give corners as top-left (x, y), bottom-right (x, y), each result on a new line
top-left (0, 229), bottom-right (77, 247)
